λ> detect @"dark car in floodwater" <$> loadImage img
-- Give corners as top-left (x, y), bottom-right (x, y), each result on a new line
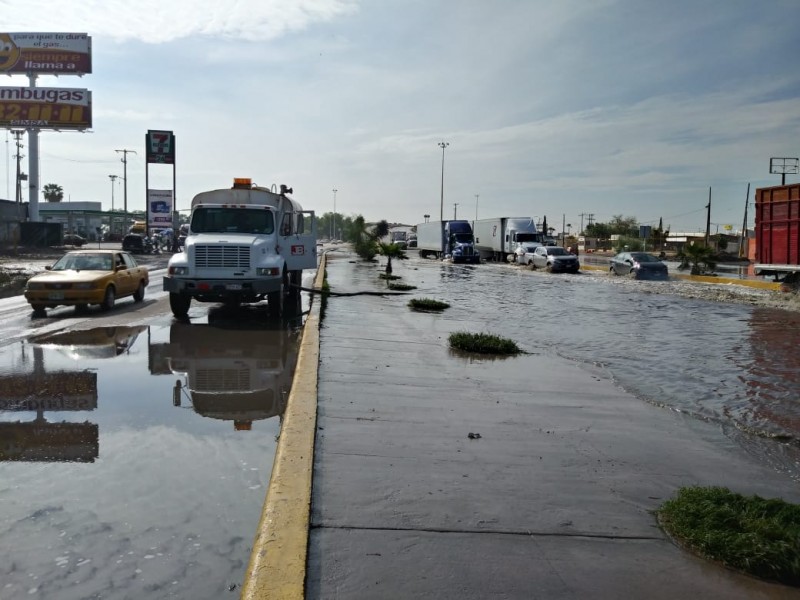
top-left (610, 252), bottom-right (669, 280)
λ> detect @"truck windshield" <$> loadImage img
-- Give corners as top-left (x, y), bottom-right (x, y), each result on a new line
top-left (515, 233), bottom-right (541, 243)
top-left (453, 233), bottom-right (473, 243)
top-left (191, 208), bottom-right (275, 234)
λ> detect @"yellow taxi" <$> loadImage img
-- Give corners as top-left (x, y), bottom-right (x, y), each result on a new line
top-left (24, 250), bottom-right (150, 316)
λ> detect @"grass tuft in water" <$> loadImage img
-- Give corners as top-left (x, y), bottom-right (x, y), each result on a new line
top-left (448, 331), bottom-right (521, 355)
top-left (389, 282), bottom-right (417, 291)
top-left (657, 486), bottom-right (800, 585)
top-left (408, 298), bottom-right (449, 312)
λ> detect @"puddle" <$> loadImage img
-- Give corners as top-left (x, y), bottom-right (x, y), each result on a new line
top-left (0, 313), bottom-right (301, 599)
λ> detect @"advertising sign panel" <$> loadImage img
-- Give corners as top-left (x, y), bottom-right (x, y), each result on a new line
top-left (146, 130), bottom-right (176, 164)
top-left (148, 189), bottom-right (174, 230)
top-left (0, 87), bottom-right (91, 129)
top-left (0, 32), bottom-right (92, 74)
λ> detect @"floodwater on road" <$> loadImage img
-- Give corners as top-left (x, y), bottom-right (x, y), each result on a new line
top-left (0, 307), bottom-right (301, 599)
top-left (397, 256), bottom-right (800, 479)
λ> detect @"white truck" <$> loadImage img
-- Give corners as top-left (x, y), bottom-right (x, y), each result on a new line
top-left (163, 178), bottom-right (317, 318)
top-left (472, 217), bottom-right (543, 262)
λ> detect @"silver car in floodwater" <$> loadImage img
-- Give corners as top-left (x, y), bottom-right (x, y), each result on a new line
top-left (610, 252), bottom-right (669, 279)
top-left (530, 246), bottom-right (580, 273)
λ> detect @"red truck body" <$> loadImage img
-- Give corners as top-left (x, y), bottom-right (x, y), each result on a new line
top-left (754, 183), bottom-right (800, 277)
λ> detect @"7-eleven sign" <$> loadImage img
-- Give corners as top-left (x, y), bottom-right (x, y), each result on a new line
top-left (146, 130), bottom-right (176, 164)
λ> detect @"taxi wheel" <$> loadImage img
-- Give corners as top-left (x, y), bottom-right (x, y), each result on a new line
top-left (101, 286), bottom-right (116, 311)
top-left (31, 304), bottom-right (46, 316)
top-left (133, 281), bottom-right (145, 302)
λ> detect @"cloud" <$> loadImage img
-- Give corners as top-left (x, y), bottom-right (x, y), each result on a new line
top-left (5, 0), bottom-right (358, 43)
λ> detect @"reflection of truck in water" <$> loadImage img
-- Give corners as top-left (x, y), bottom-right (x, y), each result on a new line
top-left (163, 178), bottom-right (317, 318)
top-left (472, 217), bottom-right (543, 262)
top-left (163, 321), bottom-right (299, 430)
top-left (754, 183), bottom-right (800, 288)
top-left (415, 220), bottom-right (480, 263)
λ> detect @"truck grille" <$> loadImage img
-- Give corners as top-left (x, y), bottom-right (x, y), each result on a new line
top-left (196, 369), bottom-right (250, 391)
top-left (194, 245), bottom-right (251, 269)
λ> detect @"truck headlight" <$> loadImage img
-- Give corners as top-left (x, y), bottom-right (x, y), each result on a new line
top-left (168, 266), bottom-right (188, 275)
top-left (257, 267), bottom-right (281, 276)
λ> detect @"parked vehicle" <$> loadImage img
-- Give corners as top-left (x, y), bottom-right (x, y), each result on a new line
top-left (473, 217), bottom-right (543, 262)
top-left (529, 245), bottom-right (580, 273)
top-left (163, 178), bottom-right (317, 318)
top-left (514, 242), bottom-right (543, 265)
top-left (610, 251), bottom-right (668, 279)
top-left (754, 183), bottom-right (800, 284)
top-left (415, 220), bottom-right (480, 263)
top-left (24, 250), bottom-right (149, 315)
top-left (389, 229), bottom-right (410, 249)
top-left (62, 233), bottom-right (87, 247)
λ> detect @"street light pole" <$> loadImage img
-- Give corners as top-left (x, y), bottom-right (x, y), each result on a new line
top-left (454, 203), bottom-right (459, 220)
top-left (109, 175), bottom-right (117, 211)
top-left (474, 194), bottom-right (479, 221)
top-left (438, 141), bottom-right (449, 222)
top-left (332, 188), bottom-right (338, 240)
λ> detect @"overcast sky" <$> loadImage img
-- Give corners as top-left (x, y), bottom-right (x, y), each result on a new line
top-left (3, 0), bottom-right (799, 233)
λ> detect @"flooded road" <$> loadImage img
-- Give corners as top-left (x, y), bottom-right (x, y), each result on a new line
top-left (398, 256), bottom-right (800, 478)
top-left (0, 307), bottom-right (301, 599)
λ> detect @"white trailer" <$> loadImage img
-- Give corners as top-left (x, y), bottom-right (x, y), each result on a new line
top-left (163, 178), bottom-right (317, 318)
top-left (473, 217), bottom-right (542, 261)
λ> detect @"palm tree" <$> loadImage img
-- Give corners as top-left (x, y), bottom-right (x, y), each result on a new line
top-left (377, 241), bottom-right (406, 275)
top-left (43, 183), bottom-right (64, 202)
top-left (677, 243), bottom-right (717, 275)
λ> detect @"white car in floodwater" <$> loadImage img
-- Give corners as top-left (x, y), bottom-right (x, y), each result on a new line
top-left (514, 242), bottom-right (543, 265)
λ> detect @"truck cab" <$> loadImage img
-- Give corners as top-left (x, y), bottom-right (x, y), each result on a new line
top-left (163, 178), bottom-right (316, 318)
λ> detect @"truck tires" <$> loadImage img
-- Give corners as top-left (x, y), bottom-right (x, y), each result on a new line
top-left (268, 272), bottom-right (286, 317)
top-left (169, 293), bottom-right (191, 318)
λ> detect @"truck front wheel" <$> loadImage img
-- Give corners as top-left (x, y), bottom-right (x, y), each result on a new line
top-left (268, 276), bottom-right (285, 317)
top-left (169, 293), bottom-right (191, 318)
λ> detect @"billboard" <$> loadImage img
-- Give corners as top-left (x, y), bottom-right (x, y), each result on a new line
top-left (146, 130), bottom-right (176, 164)
top-left (0, 86), bottom-right (91, 129)
top-left (0, 32), bottom-right (91, 74)
top-left (148, 189), bottom-right (174, 229)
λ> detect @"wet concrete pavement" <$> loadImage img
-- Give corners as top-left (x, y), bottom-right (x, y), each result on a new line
top-left (304, 251), bottom-right (800, 599)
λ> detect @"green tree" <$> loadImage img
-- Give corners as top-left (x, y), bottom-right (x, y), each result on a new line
top-left (608, 215), bottom-right (639, 236)
top-left (377, 241), bottom-right (407, 275)
top-left (677, 243), bottom-right (717, 275)
top-left (347, 215), bottom-right (378, 260)
top-left (42, 183), bottom-right (64, 202)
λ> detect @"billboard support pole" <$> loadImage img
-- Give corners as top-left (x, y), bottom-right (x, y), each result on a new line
top-left (27, 73), bottom-right (40, 222)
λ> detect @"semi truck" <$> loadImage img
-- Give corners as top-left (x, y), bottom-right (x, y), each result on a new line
top-left (163, 178), bottom-right (317, 318)
top-left (473, 217), bottom-right (543, 262)
top-left (415, 220), bottom-right (480, 263)
top-left (753, 183), bottom-right (800, 285)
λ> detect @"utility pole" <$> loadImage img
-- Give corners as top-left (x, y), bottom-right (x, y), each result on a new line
top-left (12, 130), bottom-right (24, 204)
top-left (474, 194), bottom-right (479, 221)
top-left (740, 183), bottom-right (750, 259)
top-left (705, 187), bottom-right (711, 247)
top-left (578, 212), bottom-right (595, 234)
top-left (115, 149), bottom-right (137, 225)
top-left (453, 203), bottom-right (459, 220)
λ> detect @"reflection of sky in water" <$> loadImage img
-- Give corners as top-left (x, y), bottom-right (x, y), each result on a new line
top-left (0, 323), bottom-right (288, 599)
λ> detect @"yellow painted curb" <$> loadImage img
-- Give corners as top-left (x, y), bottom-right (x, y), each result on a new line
top-left (241, 256), bottom-right (326, 600)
